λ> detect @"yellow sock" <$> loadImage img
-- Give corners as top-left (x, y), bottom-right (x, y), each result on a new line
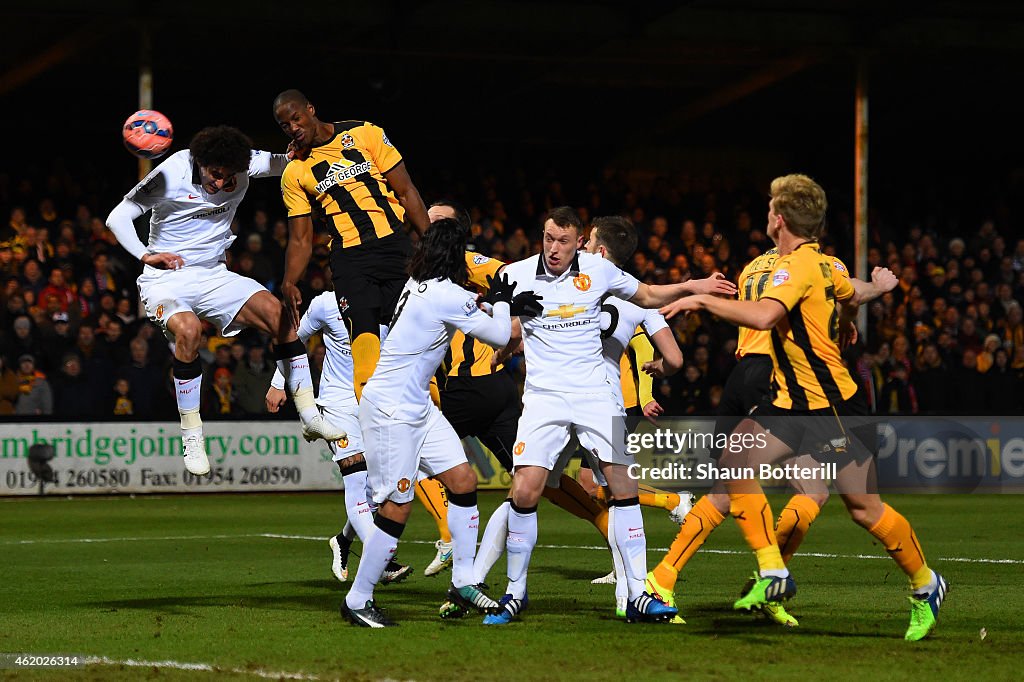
top-left (638, 483), bottom-right (681, 511)
top-left (868, 503), bottom-right (931, 590)
top-left (729, 490), bottom-right (785, 572)
top-left (775, 494), bottom-right (821, 564)
top-left (652, 495), bottom-right (725, 590)
top-left (543, 475), bottom-right (608, 538)
top-left (415, 478), bottom-right (451, 543)
top-left (350, 332), bottom-right (381, 402)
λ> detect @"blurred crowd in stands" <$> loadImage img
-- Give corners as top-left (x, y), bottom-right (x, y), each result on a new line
top-left (1, 165), bottom-right (1022, 420)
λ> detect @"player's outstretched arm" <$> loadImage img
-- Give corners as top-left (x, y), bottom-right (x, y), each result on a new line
top-left (282, 215), bottom-right (314, 328)
top-left (106, 199), bottom-right (183, 270)
top-left (849, 266), bottom-right (898, 307)
top-left (629, 274), bottom-right (737, 309)
top-left (384, 163), bottom-right (429, 236)
top-left (660, 294), bottom-right (786, 331)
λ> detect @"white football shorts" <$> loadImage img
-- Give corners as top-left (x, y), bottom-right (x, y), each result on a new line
top-left (512, 388), bottom-right (631, 471)
top-left (138, 262), bottom-right (265, 340)
top-left (319, 404), bottom-right (364, 462)
top-left (360, 398), bottom-right (466, 505)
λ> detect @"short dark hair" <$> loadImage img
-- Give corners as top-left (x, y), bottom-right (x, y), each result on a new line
top-left (546, 206), bottom-right (584, 233)
top-left (189, 125), bottom-right (252, 173)
top-left (408, 218), bottom-right (469, 286)
top-left (430, 200), bottom-right (471, 232)
top-left (273, 89), bottom-right (309, 113)
top-left (590, 216), bottom-right (638, 267)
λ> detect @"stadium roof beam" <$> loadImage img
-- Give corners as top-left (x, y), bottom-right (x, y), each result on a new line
top-left (652, 52), bottom-right (822, 134)
top-left (0, 21), bottom-right (111, 96)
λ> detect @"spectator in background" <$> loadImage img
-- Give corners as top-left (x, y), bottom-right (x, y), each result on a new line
top-left (976, 334), bottom-right (1002, 373)
top-left (77, 277), bottom-right (98, 318)
top-left (879, 363), bottom-right (918, 415)
top-left (112, 377), bottom-right (133, 417)
top-left (206, 367), bottom-right (239, 417)
top-left (232, 343), bottom-right (274, 416)
top-left (0, 242), bottom-right (16, 279)
top-left (41, 312), bottom-right (75, 367)
top-left (986, 348), bottom-right (1020, 412)
top-left (15, 354), bottom-right (52, 416)
top-left (914, 343), bottom-right (949, 414)
top-left (38, 266), bottom-right (75, 312)
top-left (240, 233), bottom-right (275, 288)
top-left (115, 296), bottom-right (137, 328)
top-left (118, 337), bottom-right (163, 419)
top-left (20, 259), bottom-right (45, 299)
top-left (53, 353), bottom-right (100, 418)
top-left (4, 315), bottom-right (38, 369)
top-left (954, 349), bottom-right (987, 415)
top-left (0, 355), bottom-right (19, 414)
top-left (75, 322), bottom-right (113, 380)
top-left (103, 318), bottom-right (130, 367)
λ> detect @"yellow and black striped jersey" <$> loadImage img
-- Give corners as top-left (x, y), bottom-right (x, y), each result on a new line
top-left (620, 329), bottom-right (657, 410)
top-left (442, 252), bottom-right (506, 379)
top-left (735, 248), bottom-right (779, 358)
top-left (761, 242), bottom-right (858, 410)
top-left (281, 121), bottom-right (405, 248)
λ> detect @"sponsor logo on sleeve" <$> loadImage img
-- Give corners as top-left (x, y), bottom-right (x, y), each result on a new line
top-left (772, 269), bottom-right (790, 287)
top-left (514, 442), bottom-right (526, 456)
top-left (463, 299), bottom-right (478, 316)
top-left (382, 132), bottom-right (393, 147)
top-left (833, 260), bottom-right (848, 274)
top-left (473, 254), bottom-right (490, 265)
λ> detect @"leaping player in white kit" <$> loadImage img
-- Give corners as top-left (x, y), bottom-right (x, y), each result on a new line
top-left (485, 206), bottom-right (735, 625)
top-left (106, 125), bottom-right (344, 476)
top-left (264, 290), bottom-right (413, 585)
top-left (341, 216), bottom-right (541, 628)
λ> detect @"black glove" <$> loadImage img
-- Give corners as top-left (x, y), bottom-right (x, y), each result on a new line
top-left (483, 272), bottom-right (517, 306)
top-left (510, 291), bottom-right (544, 318)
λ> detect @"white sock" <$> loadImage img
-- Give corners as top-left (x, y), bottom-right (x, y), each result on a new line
top-left (345, 522), bottom-right (398, 610)
top-left (611, 503), bottom-right (647, 600)
top-left (175, 375), bottom-right (202, 435)
top-left (505, 506), bottom-right (537, 600)
top-left (913, 570), bottom-right (939, 598)
top-left (343, 469), bottom-right (374, 543)
top-left (607, 507), bottom-right (629, 602)
top-left (448, 499), bottom-right (481, 588)
top-left (341, 520), bottom-right (357, 542)
top-left (474, 500), bottom-right (510, 584)
top-left (761, 568), bottom-right (790, 579)
top-left (277, 355), bottom-right (318, 423)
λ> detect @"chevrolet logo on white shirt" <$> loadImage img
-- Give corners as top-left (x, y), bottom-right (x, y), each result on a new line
top-left (544, 304), bottom-right (586, 320)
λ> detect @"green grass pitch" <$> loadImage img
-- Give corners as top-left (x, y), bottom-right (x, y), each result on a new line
top-left (2, 492), bottom-right (1022, 681)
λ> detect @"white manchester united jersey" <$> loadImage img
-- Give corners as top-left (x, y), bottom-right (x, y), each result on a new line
top-left (502, 252), bottom-right (640, 394)
top-left (362, 277), bottom-right (495, 420)
top-left (125, 149), bottom-right (287, 267)
top-left (271, 291), bottom-right (356, 409)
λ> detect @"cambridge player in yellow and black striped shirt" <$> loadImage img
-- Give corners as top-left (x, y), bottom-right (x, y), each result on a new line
top-left (662, 173), bottom-right (946, 641)
top-left (273, 89), bottom-right (429, 400)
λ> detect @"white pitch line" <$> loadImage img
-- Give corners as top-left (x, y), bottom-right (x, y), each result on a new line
top-left (84, 655), bottom-right (326, 680)
top-left (260, 533), bottom-right (1024, 566)
top-left (6, 532), bottom-right (1022, 566)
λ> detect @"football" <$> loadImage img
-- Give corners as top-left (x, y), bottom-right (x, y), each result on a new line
top-left (122, 109), bottom-right (173, 159)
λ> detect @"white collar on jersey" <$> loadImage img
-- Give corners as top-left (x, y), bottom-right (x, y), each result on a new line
top-left (535, 251), bottom-right (582, 279)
